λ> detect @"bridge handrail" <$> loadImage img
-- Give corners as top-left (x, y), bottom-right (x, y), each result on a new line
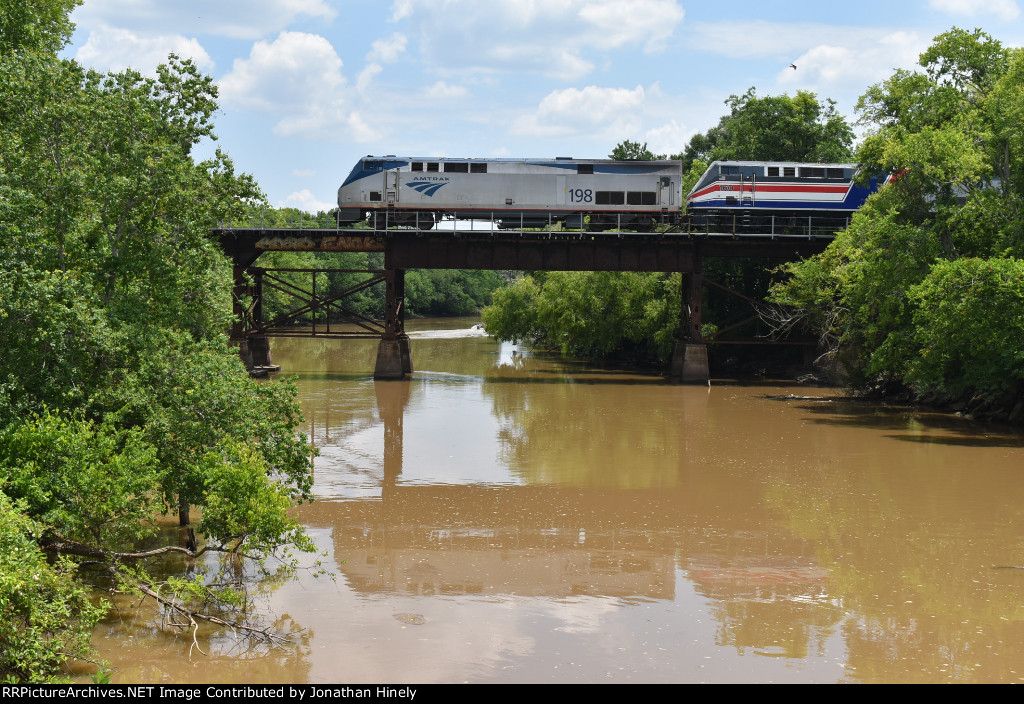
top-left (217, 210), bottom-right (849, 240)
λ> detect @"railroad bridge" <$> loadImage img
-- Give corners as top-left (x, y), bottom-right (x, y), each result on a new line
top-left (214, 215), bottom-right (840, 383)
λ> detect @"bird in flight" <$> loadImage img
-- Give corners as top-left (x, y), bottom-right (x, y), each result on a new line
top-left (789, 63), bottom-right (797, 70)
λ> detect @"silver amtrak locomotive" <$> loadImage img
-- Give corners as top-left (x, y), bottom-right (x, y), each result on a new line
top-left (336, 156), bottom-right (683, 231)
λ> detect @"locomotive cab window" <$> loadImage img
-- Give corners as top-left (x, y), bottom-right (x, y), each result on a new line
top-left (577, 164), bottom-right (594, 174)
top-left (720, 165), bottom-right (740, 177)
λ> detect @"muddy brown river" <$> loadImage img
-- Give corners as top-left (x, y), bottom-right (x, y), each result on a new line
top-left (91, 318), bottom-right (1024, 683)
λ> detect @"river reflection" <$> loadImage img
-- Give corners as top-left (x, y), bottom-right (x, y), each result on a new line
top-left (96, 318), bottom-right (1024, 683)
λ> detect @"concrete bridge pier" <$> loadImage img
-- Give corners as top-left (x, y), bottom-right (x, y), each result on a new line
top-left (671, 342), bottom-right (710, 384)
top-left (248, 334), bottom-right (275, 369)
top-left (245, 270), bottom-right (274, 369)
top-left (671, 268), bottom-right (710, 384)
top-left (374, 267), bottom-right (412, 379)
top-left (230, 262), bottom-right (278, 373)
top-left (229, 256), bottom-right (260, 372)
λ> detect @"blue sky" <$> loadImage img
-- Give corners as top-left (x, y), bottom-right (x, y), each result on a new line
top-left (64, 0), bottom-right (1024, 212)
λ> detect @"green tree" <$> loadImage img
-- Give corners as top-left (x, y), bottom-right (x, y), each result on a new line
top-left (906, 257), bottom-right (1024, 396)
top-left (772, 28), bottom-right (1024, 410)
top-left (483, 271), bottom-right (680, 361)
top-left (680, 88), bottom-right (855, 171)
top-left (0, 0), bottom-right (80, 54)
top-left (610, 140), bottom-right (665, 160)
top-left (0, 5), bottom-right (318, 679)
top-left (405, 269), bottom-right (504, 316)
top-left (0, 493), bottom-right (104, 682)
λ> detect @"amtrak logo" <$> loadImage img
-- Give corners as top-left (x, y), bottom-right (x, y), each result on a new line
top-left (407, 179), bottom-right (449, 197)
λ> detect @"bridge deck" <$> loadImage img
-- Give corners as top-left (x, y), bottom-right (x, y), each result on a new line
top-left (216, 221), bottom-right (839, 271)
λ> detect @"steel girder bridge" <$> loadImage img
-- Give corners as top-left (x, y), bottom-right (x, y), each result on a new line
top-left (215, 213), bottom-right (842, 382)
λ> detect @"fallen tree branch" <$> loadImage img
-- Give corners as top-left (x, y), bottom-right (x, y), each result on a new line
top-left (126, 570), bottom-right (293, 647)
top-left (41, 535), bottom-right (259, 562)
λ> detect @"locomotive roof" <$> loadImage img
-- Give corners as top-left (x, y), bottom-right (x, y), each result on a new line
top-left (705, 160), bottom-right (858, 168)
top-left (360, 155), bottom-right (682, 164)
top-left (342, 156), bottom-right (683, 187)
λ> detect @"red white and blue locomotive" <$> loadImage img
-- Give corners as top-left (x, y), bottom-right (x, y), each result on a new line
top-left (685, 160), bottom-right (887, 230)
top-left (336, 156), bottom-right (683, 231)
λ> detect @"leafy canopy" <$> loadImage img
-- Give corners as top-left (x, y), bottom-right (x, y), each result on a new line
top-left (773, 27), bottom-right (1024, 405)
top-left (680, 87), bottom-right (855, 171)
top-left (0, 0), bottom-right (80, 55)
top-left (0, 3), bottom-right (319, 681)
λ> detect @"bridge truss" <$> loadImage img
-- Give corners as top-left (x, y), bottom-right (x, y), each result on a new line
top-left (216, 213), bottom-right (841, 380)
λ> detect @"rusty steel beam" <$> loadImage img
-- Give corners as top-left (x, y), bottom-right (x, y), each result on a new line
top-left (214, 228), bottom-right (831, 271)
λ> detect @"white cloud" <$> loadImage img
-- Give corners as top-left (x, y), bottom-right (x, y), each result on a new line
top-left (274, 109), bottom-right (381, 142)
top-left (689, 21), bottom-right (922, 64)
top-left (928, 0), bottom-right (1021, 20)
top-left (538, 85), bottom-right (646, 122)
top-left (513, 85), bottom-right (647, 137)
top-left (577, 0), bottom-right (685, 53)
top-left (220, 32), bottom-right (345, 109)
top-left (72, 0), bottom-right (337, 40)
top-left (421, 81), bottom-right (469, 99)
top-left (392, 0), bottom-right (684, 79)
top-left (689, 21), bottom-right (927, 98)
top-left (357, 64), bottom-right (383, 93)
top-left (367, 33), bottom-right (408, 63)
top-left (219, 32), bottom-right (380, 142)
top-left (278, 189), bottom-right (336, 213)
top-left (389, 0), bottom-right (416, 22)
top-left (75, 25), bottom-right (213, 74)
top-left (776, 30), bottom-right (926, 94)
top-left (644, 119), bottom-right (690, 157)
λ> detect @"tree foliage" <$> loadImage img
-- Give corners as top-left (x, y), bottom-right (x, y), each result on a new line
top-left (483, 272), bottom-right (681, 361)
top-left (0, 0), bottom-right (80, 54)
top-left (0, 7), bottom-right (317, 681)
top-left (609, 140), bottom-right (665, 160)
top-left (773, 28), bottom-right (1024, 409)
top-left (0, 494), bottom-right (104, 683)
top-left (680, 88), bottom-right (855, 171)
